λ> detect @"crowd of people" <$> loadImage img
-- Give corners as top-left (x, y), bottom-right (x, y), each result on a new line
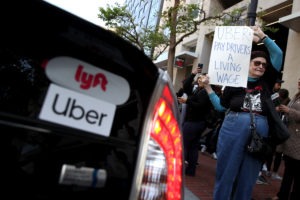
top-left (177, 26), bottom-right (299, 200)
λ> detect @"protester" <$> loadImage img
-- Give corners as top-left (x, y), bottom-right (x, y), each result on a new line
top-left (199, 85), bottom-right (224, 160)
top-left (272, 78), bottom-right (300, 200)
top-left (257, 83), bottom-right (289, 184)
top-left (273, 79), bottom-right (284, 93)
top-left (176, 80), bottom-right (188, 126)
top-left (202, 26), bottom-right (284, 200)
top-left (265, 88), bottom-right (291, 181)
top-left (178, 68), bottom-right (211, 176)
top-left (177, 65), bottom-right (203, 127)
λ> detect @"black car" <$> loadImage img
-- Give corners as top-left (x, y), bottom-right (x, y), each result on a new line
top-left (0, 1), bottom-right (184, 199)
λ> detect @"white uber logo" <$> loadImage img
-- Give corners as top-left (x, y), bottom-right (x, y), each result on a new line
top-left (39, 84), bottom-right (116, 137)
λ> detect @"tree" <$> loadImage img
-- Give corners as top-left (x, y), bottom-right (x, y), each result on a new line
top-left (98, 1), bottom-right (243, 81)
top-left (98, 3), bottom-right (168, 59)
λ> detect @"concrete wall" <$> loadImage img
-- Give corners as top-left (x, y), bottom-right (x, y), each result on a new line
top-left (281, 0), bottom-right (300, 96)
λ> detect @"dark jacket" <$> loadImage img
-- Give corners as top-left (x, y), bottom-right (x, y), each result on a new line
top-left (182, 74), bottom-right (212, 122)
top-left (221, 79), bottom-right (289, 145)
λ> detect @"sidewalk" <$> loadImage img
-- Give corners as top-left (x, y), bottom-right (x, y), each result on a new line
top-left (184, 152), bottom-right (283, 200)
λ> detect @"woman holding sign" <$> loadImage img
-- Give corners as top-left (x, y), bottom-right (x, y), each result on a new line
top-left (202, 26), bottom-right (288, 200)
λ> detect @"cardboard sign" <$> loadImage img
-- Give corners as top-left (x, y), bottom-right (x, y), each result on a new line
top-left (208, 26), bottom-right (253, 88)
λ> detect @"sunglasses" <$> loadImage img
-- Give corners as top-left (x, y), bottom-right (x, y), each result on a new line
top-left (252, 60), bottom-right (267, 68)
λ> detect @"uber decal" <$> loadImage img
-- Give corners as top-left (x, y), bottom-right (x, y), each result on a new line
top-left (39, 84), bottom-right (116, 137)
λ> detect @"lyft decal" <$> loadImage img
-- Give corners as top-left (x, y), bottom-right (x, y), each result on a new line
top-left (39, 84), bottom-right (116, 137)
top-left (75, 65), bottom-right (108, 91)
top-left (45, 56), bottom-right (130, 105)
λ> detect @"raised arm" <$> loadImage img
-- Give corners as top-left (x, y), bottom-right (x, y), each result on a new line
top-left (202, 75), bottom-right (226, 112)
top-left (252, 26), bottom-right (283, 71)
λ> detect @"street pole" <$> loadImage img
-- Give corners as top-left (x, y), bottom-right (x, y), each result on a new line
top-left (247, 0), bottom-right (258, 26)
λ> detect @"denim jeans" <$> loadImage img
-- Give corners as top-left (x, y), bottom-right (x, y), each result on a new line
top-left (213, 111), bottom-right (268, 200)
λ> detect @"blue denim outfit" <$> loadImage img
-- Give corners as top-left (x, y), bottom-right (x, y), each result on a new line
top-left (213, 111), bottom-right (269, 200)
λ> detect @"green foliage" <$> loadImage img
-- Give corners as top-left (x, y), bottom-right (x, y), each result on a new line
top-left (98, 2), bottom-right (217, 59)
top-left (222, 8), bottom-right (244, 26)
top-left (161, 3), bottom-right (200, 34)
top-left (98, 4), bottom-right (129, 28)
top-left (263, 26), bottom-right (279, 33)
top-left (256, 7), bottom-right (279, 33)
top-left (98, 3), bottom-right (169, 59)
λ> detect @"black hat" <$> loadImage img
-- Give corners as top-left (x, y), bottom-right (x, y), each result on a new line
top-left (251, 51), bottom-right (268, 61)
top-left (276, 79), bottom-right (284, 83)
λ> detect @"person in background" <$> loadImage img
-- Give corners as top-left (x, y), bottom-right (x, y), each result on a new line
top-left (272, 78), bottom-right (300, 200)
top-left (178, 67), bottom-right (211, 177)
top-left (265, 88), bottom-right (291, 181)
top-left (176, 80), bottom-right (188, 127)
top-left (202, 26), bottom-right (284, 200)
top-left (199, 85), bottom-right (224, 160)
top-left (273, 79), bottom-right (284, 93)
top-left (176, 65), bottom-right (203, 127)
top-left (257, 81), bottom-right (288, 184)
top-left (279, 88), bottom-right (291, 109)
top-left (191, 64), bottom-right (203, 92)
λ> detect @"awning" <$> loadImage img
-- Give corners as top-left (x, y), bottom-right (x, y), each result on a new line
top-left (154, 51), bottom-right (198, 68)
top-left (279, 12), bottom-right (300, 32)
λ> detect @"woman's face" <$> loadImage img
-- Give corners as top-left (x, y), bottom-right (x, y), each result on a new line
top-left (248, 57), bottom-right (267, 78)
top-left (197, 75), bottom-right (205, 87)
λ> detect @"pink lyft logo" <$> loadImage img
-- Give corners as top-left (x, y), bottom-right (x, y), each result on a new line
top-left (75, 65), bottom-right (108, 91)
top-left (44, 56), bottom-right (130, 105)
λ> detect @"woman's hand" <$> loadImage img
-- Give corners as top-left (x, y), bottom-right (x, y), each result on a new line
top-left (178, 96), bottom-right (187, 104)
top-left (201, 75), bottom-right (214, 94)
top-left (192, 67), bottom-right (202, 75)
top-left (278, 104), bottom-right (290, 114)
top-left (251, 26), bottom-right (267, 43)
top-left (201, 75), bottom-right (210, 86)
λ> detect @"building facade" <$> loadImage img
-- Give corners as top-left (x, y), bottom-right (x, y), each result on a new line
top-left (154, 0), bottom-right (299, 95)
top-left (125, 0), bottom-right (164, 56)
top-left (125, 0), bottom-right (164, 31)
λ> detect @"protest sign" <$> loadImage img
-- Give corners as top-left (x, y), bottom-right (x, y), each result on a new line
top-left (208, 26), bottom-right (253, 88)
